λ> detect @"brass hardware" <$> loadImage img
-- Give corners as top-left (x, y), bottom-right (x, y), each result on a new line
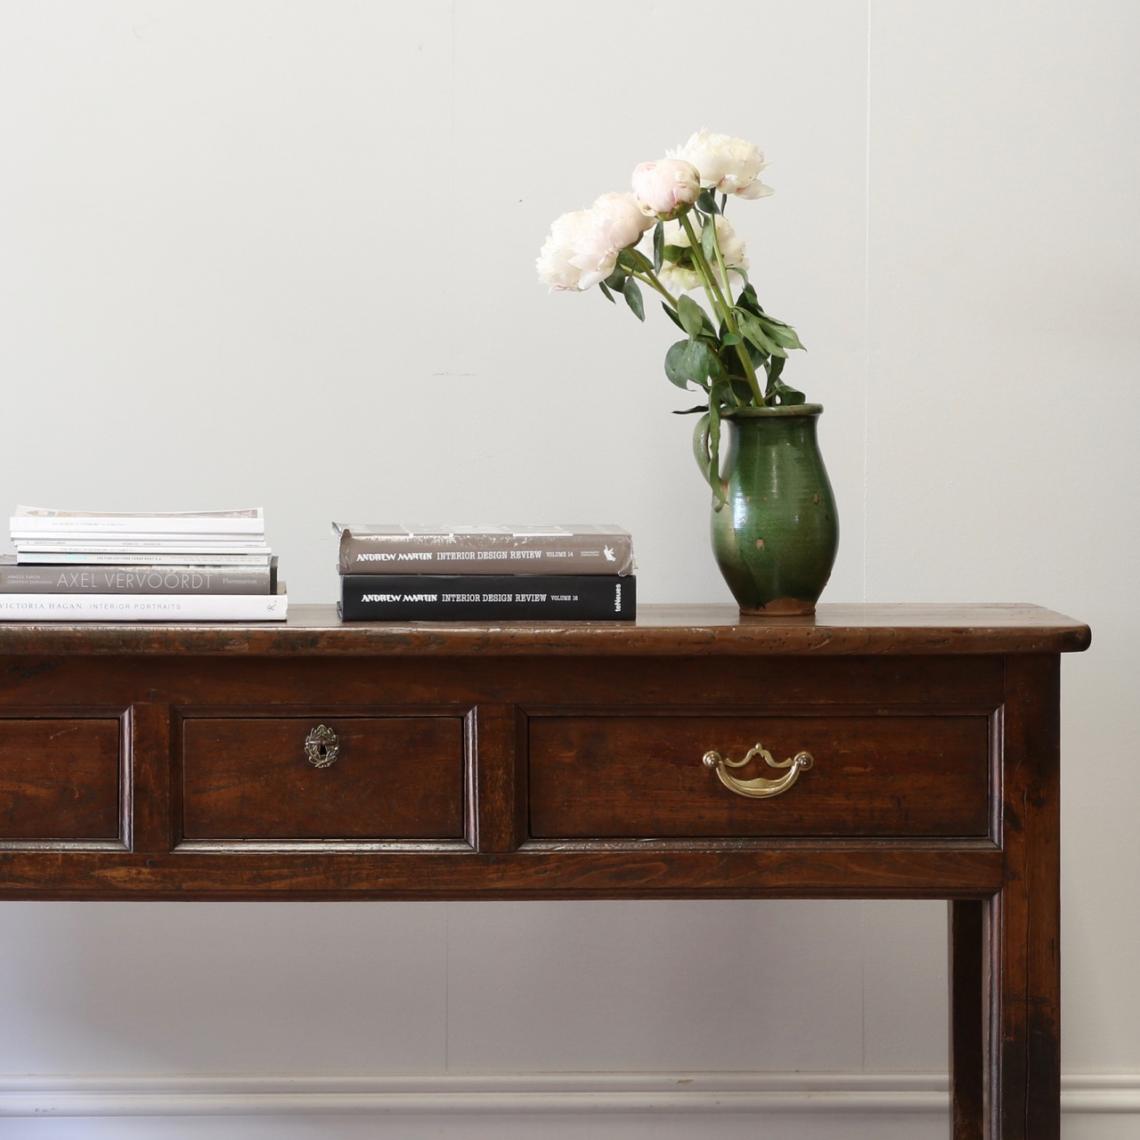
top-left (702, 742), bottom-right (813, 799)
top-left (304, 724), bottom-right (339, 769)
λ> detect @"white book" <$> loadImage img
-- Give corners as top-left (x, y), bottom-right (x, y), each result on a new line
top-left (14, 551), bottom-right (272, 566)
top-left (12, 506), bottom-right (265, 536)
top-left (10, 530), bottom-right (266, 543)
top-left (15, 541), bottom-right (272, 555)
top-left (0, 591), bottom-right (288, 622)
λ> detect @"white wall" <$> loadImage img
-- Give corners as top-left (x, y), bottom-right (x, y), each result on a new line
top-left (0, 1), bottom-right (1136, 1136)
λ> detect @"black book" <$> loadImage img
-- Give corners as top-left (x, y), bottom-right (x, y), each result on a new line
top-left (339, 574), bottom-right (635, 621)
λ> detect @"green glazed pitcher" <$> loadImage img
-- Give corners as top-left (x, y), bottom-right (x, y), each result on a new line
top-left (697, 405), bottom-right (839, 615)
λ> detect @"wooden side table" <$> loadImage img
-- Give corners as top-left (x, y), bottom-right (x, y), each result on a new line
top-left (0, 603), bottom-right (1090, 1138)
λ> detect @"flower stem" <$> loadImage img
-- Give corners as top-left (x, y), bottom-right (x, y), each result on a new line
top-left (732, 345), bottom-right (765, 406)
top-left (679, 213), bottom-right (763, 405)
top-left (679, 213), bottom-right (731, 320)
top-left (677, 217), bottom-right (732, 339)
top-left (633, 270), bottom-right (679, 310)
top-left (708, 218), bottom-right (734, 308)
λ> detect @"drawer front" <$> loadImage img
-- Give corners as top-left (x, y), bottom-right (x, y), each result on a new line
top-left (529, 714), bottom-right (992, 838)
top-left (0, 718), bottom-right (121, 840)
top-left (181, 716), bottom-right (465, 840)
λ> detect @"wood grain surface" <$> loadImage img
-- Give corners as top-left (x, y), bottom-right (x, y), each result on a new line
top-left (529, 713), bottom-right (992, 839)
top-left (0, 603), bottom-right (1091, 656)
top-left (180, 716), bottom-right (465, 841)
top-left (0, 717), bottom-right (121, 840)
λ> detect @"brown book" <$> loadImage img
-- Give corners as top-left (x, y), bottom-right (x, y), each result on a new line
top-left (334, 524), bottom-right (634, 576)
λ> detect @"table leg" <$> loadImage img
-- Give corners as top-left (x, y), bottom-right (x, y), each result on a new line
top-left (984, 655), bottom-right (1062, 1138)
top-left (980, 889), bottom-right (1059, 1139)
top-left (949, 899), bottom-right (984, 1139)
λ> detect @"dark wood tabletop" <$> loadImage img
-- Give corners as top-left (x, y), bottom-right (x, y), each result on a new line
top-left (0, 602), bottom-right (1092, 656)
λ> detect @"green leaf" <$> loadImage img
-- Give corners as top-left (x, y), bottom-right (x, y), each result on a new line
top-left (678, 295), bottom-right (707, 338)
top-left (730, 376), bottom-right (755, 404)
top-left (696, 188), bottom-right (719, 215)
top-left (722, 332), bottom-right (743, 347)
top-left (719, 344), bottom-right (745, 380)
top-left (665, 340), bottom-right (696, 388)
top-left (660, 302), bottom-right (684, 331)
top-left (709, 376), bottom-right (741, 409)
top-left (703, 341), bottom-right (726, 380)
top-left (672, 404), bottom-right (710, 415)
top-left (604, 269), bottom-right (627, 293)
top-left (622, 277), bottom-right (645, 321)
top-left (708, 402), bottom-right (721, 464)
top-left (680, 338), bottom-right (713, 383)
top-left (617, 247), bottom-right (653, 274)
top-left (746, 339), bottom-right (769, 368)
top-left (666, 336), bottom-right (717, 389)
top-left (692, 409), bottom-right (727, 509)
top-left (652, 222), bottom-right (664, 272)
top-left (736, 283), bottom-right (763, 316)
top-left (662, 244), bottom-right (691, 262)
top-left (728, 336), bottom-right (768, 372)
top-left (707, 403), bottom-right (726, 508)
top-left (738, 311), bottom-right (786, 358)
top-left (753, 312), bottom-right (804, 350)
top-left (701, 217), bottom-right (718, 263)
top-left (692, 411), bottom-right (712, 477)
top-left (598, 280), bottom-right (615, 304)
top-left (767, 381), bottom-right (806, 406)
top-left (719, 335), bottom-right (765, 384)
top-left (763, 356), bottom-right (806, 406)
top-left (765, 323), bottom-right (804, 350)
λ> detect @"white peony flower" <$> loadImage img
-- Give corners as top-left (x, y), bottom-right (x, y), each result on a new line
top-left (657, 215), bottom-right (749, 295)
top-left (669, 129), bottom-right (774, 199)
top-left (536, 208), bottom-right (619, 292)
top-left (631, 159), bottom-right (701, 218)
top-left (592, 191), bottom-right (654, 250)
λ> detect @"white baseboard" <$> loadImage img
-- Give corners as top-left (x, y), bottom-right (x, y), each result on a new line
top-left (0, 1072), bottom-right (1137, 1118)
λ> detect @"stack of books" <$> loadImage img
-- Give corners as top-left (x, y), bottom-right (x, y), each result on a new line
top-left (0, 506), bottom-right (287, 621)
top-left (334, 524), bottom-right (636, 621)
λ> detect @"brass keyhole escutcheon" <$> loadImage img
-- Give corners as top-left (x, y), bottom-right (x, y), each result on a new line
top-left (304, 724), bottom-right (339, 769)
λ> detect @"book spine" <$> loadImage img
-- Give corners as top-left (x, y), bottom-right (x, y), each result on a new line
top-left (15, 551), bottom-right (272, 566)
top-left (0, 593), bottom-right (288, 622)
top-left (339, 533), bottom-right (634, 576)
top-left (11, 512), bottom-right (263, 535)
top-left (0, 560), bottom-right (276, 595)
top-left (339, 575), bottom-right (635, 621)
top-left (11, 531), bottom-right (266, 543)
top-left (15, 541), bottom-right (272, 555)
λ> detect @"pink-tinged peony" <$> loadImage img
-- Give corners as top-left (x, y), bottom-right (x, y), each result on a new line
top-left (592, 191), bottom-right (654, 250)
top-left (631, 159), bottom-right (701, 218)
top-left (536, 209), bottom-right (619, 292)
top-left (669, 129), bottom-right (774, 199)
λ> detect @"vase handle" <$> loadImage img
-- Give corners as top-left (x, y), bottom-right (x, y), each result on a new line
top-left (692, 413), bottom-right (727, 509)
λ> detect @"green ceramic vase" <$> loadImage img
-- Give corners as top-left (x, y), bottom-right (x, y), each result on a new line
top-left (703, 405), bottom-right (839, 616)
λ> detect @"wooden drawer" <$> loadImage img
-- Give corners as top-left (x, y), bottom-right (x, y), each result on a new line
top-left (0, 717), bottom-right (121, 840)
top-left (528, 713), bottom-right (992, 839)
top-left (180, 716), bottom-right (465, 841)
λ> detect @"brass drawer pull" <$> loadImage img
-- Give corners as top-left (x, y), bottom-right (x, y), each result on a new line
top-left (304, 724), bottom-right (339, 768)
top-left (702, 742), bottom-right (813, 799)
